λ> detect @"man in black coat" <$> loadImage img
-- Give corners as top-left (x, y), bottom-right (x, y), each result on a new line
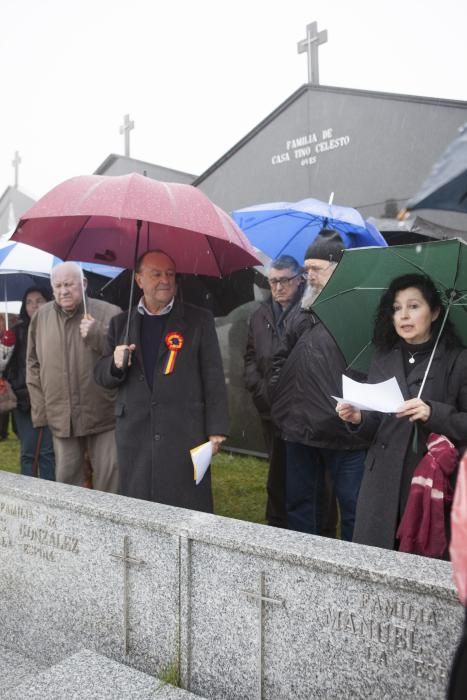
top-left (244, 255), bottom-right (304, 527)
top-left (270, 230), bottom-right (368, 540)
top-left (94, 250), bottom-right (229, 513)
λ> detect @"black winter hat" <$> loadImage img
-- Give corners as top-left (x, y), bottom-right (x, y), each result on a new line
top-left (304, 228), bottom-right (344, 262)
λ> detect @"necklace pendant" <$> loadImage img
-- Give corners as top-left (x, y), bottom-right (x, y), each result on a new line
top-left (409, 356), bottom-right (415, 364)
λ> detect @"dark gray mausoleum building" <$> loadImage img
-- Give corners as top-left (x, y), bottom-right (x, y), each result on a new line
top-left (192, 84), bottom-right (467, 454)
top-left (194, 83), bottom-right (467, 230)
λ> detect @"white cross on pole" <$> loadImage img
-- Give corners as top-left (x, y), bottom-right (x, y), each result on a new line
top-left (12, 151), bottom-right (21, 188)
top-left (119, 114), bottom-right (135, 157)
top-left (297, 21), bottom-right (328, 84)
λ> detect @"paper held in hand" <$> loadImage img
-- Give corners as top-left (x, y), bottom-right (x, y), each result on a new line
top-left (190, 441), bottom-right (213, 485)
top-left (332, 375), bottom-right (405, 413)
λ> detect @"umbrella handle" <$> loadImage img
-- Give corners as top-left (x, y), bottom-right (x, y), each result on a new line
top-left (121, 348), bottom-right (130, 371)
top-left (121, 218), bottom-right (142, 368)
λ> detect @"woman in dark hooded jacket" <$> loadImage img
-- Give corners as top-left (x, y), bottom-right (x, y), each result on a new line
top-left (7, 286), bottom-right (55, 479)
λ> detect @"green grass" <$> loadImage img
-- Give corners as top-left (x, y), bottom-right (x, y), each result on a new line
top-left (0, 432), bottom-right (268, 525)
top-left (0, 431), bottom-right (21, 474)
top-left (212, 451), bottom-right (268, 524)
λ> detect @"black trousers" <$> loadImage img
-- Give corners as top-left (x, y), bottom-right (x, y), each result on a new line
top-left (261, 419), bottom-right (338, 534)
top-left (261, 419), bottom-right (287, 528)
top-left (0, 411), bottom-right (9, 439)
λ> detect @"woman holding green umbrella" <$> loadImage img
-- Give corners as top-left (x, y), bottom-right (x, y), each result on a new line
top-left (336, 273), bottom-right (467, 556)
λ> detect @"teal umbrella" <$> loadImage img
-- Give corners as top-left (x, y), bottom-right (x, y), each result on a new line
top-left (312, 238), bottom-right (467, 374)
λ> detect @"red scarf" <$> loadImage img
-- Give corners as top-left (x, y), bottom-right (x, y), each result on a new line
top-left (397, 432), bottom-right (458, 558)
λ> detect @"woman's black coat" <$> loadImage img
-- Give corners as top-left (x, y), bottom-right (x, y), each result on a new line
top-left (6, 320), bottom-right (30, 411)
top-left (352, 340), bottom-right (467, 550)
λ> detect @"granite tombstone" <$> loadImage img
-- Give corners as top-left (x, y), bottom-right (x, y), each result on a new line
top-left (0, 471), bottom-right (462, 699)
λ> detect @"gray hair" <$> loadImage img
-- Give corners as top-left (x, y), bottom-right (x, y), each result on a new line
top-left (268, 255), bottom-right (303, 275)
top-left (50, 261), bottom-right (85, 283)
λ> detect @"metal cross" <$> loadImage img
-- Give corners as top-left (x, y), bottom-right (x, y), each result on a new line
top-left (240, 571), bottom-right (284, 700)
top-left (297, 21), bottom-right (328, 84)
top-left (110, 534), bottom-right (145, 655)
top-left (119, 113), bottom-right (135, 156)
top-left (11, 151), bottom-right (21, 188)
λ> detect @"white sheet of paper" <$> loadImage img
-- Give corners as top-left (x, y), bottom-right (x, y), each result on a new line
top-left (190, 441), bottom-right (213, 485)
top-left (332, 375), bottom-right (405, 413)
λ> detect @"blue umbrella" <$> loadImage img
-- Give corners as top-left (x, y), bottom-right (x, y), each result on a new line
top-left (0, 240), bottom-right (122, 301)
top-left (407, 122), bottom-right (467, 214)
top-left (231, 197), bottom-right (387, 262)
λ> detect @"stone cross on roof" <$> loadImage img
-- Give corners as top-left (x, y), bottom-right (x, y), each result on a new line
top-left (297, 21), bottom-right (328, 85)
top-left (12, 150), bottom-right (21, 189)
top-left (119, 113), bottom-right (135, 157)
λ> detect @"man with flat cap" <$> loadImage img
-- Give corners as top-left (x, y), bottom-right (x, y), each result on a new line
top-left (270, 229), bottom-right (368, 540)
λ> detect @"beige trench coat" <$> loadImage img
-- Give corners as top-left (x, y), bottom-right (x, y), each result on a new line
top-left (27, 297), bottom-right (120, 437)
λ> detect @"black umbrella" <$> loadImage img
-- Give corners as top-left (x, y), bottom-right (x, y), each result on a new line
top-left (97, 268), bottom-right (263, 317)
top-left (368, 215), bottom-right (467, 246)
top-left (406, 122), bottom-right (467, 214)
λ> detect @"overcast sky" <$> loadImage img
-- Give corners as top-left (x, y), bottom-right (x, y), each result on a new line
top-left (2, 0), bottom-right (467, 201)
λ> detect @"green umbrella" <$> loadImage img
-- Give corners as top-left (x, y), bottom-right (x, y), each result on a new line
top-left (312, 238), bottom-right (467, 374)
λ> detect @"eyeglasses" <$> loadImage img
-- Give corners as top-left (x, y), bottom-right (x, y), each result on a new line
top-left (268, 274), bottom-right (302, 288)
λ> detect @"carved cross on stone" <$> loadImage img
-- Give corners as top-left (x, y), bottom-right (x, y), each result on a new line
top-left (12, 151), bottom-right (21, 189)
top-left (110, 534), bottom-right (145, 655)
top-left (297, 21), bottom-right (328, 85)
top-left (119, 113), bottom-right (135, 157)
top-left (240, 571), bottom-right (284, 700)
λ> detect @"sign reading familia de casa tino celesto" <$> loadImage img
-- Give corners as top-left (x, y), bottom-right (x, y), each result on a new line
top-left (271, 126), bottom-right (351, 168)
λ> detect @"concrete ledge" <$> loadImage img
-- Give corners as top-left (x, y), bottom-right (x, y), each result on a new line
top-left (4, 649), bottom-right (205, 700)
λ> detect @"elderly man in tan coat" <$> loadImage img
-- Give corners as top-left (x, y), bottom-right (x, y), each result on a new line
top-left (27, 262), bottom-right (120, 492)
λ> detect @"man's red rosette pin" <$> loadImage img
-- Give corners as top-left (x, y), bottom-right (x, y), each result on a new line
top-left (163, 332), bottom-right (184, 375)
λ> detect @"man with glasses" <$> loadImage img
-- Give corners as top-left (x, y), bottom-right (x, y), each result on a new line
top-left (270, 230), bottom-right (368, 540)
top-left (244, 255), bottom-right (304, 527)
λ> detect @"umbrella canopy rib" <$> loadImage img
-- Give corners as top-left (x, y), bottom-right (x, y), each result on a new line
top-left (201, 233), bottom-right (222, 277)
top-left (388, 248), bottom-right (447, 287)
top-left (315, 286), bottom-right (388, 303)
top-left (275, 217), bottom-right (319, 259)
top-left (62, 215), bottom-right (93, 263)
